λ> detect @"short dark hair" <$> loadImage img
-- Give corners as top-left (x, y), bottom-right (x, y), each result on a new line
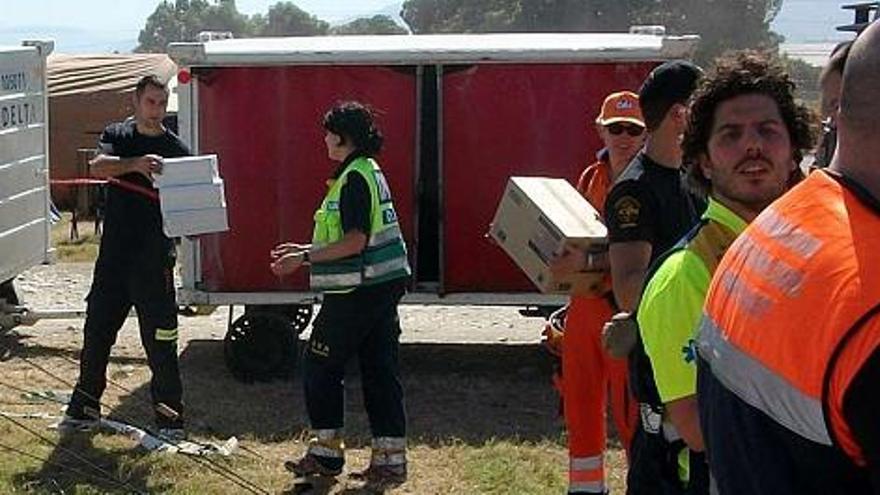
top-left (135, 74), bottom-right (168, 99)
top-left (682, 51), bottom-right (816, 196)
top-left (322, 101), bottom-right (383, 156)
top-left (639, 60), bottom-right (703, 131)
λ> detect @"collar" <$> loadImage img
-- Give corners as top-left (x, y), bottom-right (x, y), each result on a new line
top-left (330, 152), bottom-right (366, 180)
top-left (703, 197), bottom-right (749, 235)
top-left (823, 169), bottom-right (880, 214)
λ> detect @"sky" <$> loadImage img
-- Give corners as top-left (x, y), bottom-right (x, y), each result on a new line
top-left (0, 0), bottom-right (403, 52)
top-left (0, 0), bottom-right (856, 54)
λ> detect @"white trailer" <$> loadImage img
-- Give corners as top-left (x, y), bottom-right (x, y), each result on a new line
top-left (0, 41), bottom-right (54, 326)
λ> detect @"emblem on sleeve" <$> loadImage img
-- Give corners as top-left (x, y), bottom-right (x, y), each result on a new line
top-left (614, 195), bottom-right (640, 228)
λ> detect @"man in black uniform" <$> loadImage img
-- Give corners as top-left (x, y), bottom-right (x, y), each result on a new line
top-left (601, 60), bottom-right (705, 494)
top-left (61, 75), bottom-right (190, 438)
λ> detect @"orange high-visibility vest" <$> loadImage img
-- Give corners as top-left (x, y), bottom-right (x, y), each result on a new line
top-left (697, 170), bottom-right (880, 465)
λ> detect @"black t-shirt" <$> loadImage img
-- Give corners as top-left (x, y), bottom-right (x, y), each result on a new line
top-left (331, 153), bottom-right (372, 236)
top-left (843, 345), bottom-right (880, 493)
top-left (97, 119), bottom-right (190, 255)
top-left (834, 170), bottom-right (880, 492)
top-left (603, 151), bottom-right (703, 262)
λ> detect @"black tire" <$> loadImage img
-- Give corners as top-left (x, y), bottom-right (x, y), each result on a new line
top-left (224, 311), bottom-right (297, 383)
top-left (0, 280), bottom-right (19, 306)
top-left (245, 304), bottom-right (313, 336)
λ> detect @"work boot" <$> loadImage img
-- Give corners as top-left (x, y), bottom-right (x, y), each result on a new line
top-left (285, 452), bottom-right (343, 477)
top-left (351, 463), bottom-right (407, 491)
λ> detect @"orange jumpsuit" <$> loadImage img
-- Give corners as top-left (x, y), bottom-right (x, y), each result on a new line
top-left (563, 158), bottom-right (637, 494)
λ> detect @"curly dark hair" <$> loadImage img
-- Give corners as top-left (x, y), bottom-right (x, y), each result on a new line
top-left (322, 101), bottom-right (383, 156)
top-left (682, 51), bottom-right (816, 196)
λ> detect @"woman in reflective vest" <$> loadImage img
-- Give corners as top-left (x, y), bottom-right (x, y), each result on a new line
top-left (271, 101), bottom-right (411, 490)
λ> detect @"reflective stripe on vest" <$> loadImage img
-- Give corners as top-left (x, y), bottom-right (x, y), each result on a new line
top-left (310, 157), bottom-right (410, 292)
top-left (697, 171), bottom-right (880, 465)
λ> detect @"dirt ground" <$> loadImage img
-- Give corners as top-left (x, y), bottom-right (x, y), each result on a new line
top-left (0, 262), bottom-right (627, 494)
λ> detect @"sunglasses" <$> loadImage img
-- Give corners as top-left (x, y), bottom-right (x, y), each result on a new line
top-left (606, 123), bottom-right (645, 136)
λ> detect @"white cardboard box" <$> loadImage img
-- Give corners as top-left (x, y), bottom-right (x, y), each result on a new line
top-left (153, 154), bottom-right (219, 188)
top-left (489, 176), bottom-right (608, 295)
top-left (153, 154), bottom-right (229, 237)
top-left (163, 207), bottom-right (229, 238)
top-left (159, 179), bottom-right (226, 211)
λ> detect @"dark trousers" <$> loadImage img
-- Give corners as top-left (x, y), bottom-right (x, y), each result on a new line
top-left (696, 357), bottom-right (869, 495)
top-left (68, 246), bottom-right (183, 428)
top-left (303, 279), bottom-right (407, 440)
top-left (626, 421), bottom-right (709, 495)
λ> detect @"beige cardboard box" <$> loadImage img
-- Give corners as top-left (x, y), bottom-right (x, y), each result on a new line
top-left (490, 176), bottom-right (608, 295)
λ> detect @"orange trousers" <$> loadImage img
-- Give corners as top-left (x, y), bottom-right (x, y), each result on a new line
top-left (562, 295), bottom-right (636, 494)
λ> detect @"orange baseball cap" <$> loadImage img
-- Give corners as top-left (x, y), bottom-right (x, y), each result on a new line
top-left (595, 91), bottom-right (645, 127)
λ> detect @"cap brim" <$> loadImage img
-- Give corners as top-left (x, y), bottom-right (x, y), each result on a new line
top-left (598, 117), bottom-right (645, 126)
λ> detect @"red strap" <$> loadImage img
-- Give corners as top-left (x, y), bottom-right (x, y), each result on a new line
top-left (51, 177), bottom-right (159, 202)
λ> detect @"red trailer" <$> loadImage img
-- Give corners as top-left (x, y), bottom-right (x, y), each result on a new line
top-left (167, 32), bottom-right (697, 378)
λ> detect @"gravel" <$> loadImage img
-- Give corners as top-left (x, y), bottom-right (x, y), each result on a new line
top-left (11, 262), bottom-right (544, 345)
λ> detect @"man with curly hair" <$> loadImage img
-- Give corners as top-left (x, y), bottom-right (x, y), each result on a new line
top-left (696, 21), bottom-right (880, 495)
top-left (632, 50), bottom-right (814, 494)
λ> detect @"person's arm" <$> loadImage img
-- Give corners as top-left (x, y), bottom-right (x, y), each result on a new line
top-left (88, 126), bottom-right (164, 180)
top-left (604, 182), bottom-right (656, 311)
top-left (666, 397), bottom-right (703, 452)
top-left (90, 154), bottom-right (164, 180)
top-left (637, 250), bottom-right (711, 452)
top-left (271, 170), bottom-right (372, 276)
top-left (609, 241), bottom-right (652, 311)
top-left (842, 332), bottom-right (880, 493)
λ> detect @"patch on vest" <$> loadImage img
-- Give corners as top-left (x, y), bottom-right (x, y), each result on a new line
top-left (613, 195), bottom-right (641, 228)
top-left (382, 208), bottom-right (398, 225)
top-left (682, 338), bottom-right (696, 364)
top-left (309, 340), bottom-right (330, 357)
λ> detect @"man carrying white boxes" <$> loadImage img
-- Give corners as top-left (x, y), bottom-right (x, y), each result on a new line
top-left (61, 75), bottom-right (195, 439)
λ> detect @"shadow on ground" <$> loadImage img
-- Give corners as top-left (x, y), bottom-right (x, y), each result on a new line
top-left (104, 339), bottom-right (563, 448)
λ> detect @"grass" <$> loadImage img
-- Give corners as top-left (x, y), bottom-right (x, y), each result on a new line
top-left (461, 439), bottom-right (567, 494)
top-left (0, 337), bottom-right (629, 493)
top-left (22, 214), bottom-right (631, 493)
top-left (51, 212), bottom-right (99, 263)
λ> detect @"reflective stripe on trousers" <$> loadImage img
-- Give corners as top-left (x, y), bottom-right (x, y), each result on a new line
top-left (371, 436), bottom-right (406, 466)
top-left (569, 455), bottom-right (605, 493)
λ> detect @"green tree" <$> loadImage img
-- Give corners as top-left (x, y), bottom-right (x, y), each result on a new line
top-left (136, 0), bottom-right (250, 53)
top-left (256, 2), bottom-right (329, 36)
top-left (632, 0), bottom-right (785, 65)
top-left (330, 15), bottom-right (408, 35)
top-left (399, 0), bottom-right (786, 64)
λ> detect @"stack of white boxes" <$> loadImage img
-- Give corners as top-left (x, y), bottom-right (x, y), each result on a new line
top-left (153, 154), bottom-right (229, 237)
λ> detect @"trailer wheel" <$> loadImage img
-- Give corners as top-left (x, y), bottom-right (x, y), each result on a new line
top-left (0, 280), bottom-right (20, 306)
top-left (224, 311), bottom-right (297, 383)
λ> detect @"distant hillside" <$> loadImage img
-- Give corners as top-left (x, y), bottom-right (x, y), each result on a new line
top-left (0, 25), bottom-right (134, 54)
